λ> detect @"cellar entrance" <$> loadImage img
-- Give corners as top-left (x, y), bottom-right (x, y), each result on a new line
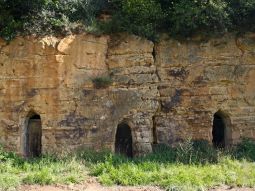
top-left (115, 122), bottom-right (133, 157)
top-left (26, 114), bottom-right (42, 157)
top-left (212, 112), bottom-right (226, 148)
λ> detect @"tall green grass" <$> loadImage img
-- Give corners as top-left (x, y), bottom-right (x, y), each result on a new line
top-left (1, 139), bottom-right (255, 191)
top-left (0, 148), bottom-right (87, 190)
top-left (87, 139), bottom-right (255, 191)
top-left (92, 155), bottom-right (255, 190)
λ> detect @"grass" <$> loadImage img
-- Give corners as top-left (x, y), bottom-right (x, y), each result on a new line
top-left (92, 156), bottom-right (255, 190)
top-left (1, 139), bottom-right (255, 191)
top-left (0, 150), bottom-right (87, 190)
top-left (90, 139), bottom-right (255, 191)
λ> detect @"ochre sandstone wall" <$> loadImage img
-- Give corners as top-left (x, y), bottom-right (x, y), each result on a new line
top-left (0, 33), bottom-right (254, 156)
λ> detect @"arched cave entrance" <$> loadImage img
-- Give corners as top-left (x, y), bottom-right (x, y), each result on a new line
top-left (115, 122), bottom-right (133, 157)
top-left (25, 114), bottom-right (42, 157)
top-left (212, 111), bottom-right (228, 148)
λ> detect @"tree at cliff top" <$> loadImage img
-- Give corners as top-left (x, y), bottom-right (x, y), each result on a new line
top-left (0, 0), bottom-right (107, 41)
top-left (0, 0), bottom-right (255, 41)
top-left (106, 0), bottom-right (255, 39)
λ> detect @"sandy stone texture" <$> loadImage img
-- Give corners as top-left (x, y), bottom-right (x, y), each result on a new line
top-left (0, 33), bottom-right (255, 156)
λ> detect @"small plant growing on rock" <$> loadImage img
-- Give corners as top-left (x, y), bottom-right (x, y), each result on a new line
top-left (92, 76), bottom-right (112, 89)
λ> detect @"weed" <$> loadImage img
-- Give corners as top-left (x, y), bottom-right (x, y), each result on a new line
top-left (0, 149), bottom-right (87, 189)
top-left (92, 76), bottom-right (112, 89)
top-left (234, 138), bottom-right (255, 161)
top-left (0, 139), bottom-right (255, 191)
top-left (91, 139), bottom-right (255, 190)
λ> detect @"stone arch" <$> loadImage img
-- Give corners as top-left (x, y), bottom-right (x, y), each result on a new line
top-left (212, 110), bottom-right (231, 148)
top-left (115, 121), bottom-right (133, 157)
top-left (23, 111), bottom-right (42, 157)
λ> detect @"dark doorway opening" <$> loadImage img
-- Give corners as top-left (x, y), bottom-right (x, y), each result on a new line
top-left (26, 114), bottom-right (42, 157)
top-left (212, 112), bottom-right (225, 148)
top-left (115, 122), bottom-right (133, 157)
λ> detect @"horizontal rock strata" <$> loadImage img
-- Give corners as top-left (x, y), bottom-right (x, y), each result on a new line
top-left (0, 33), bottom-right (254, 156)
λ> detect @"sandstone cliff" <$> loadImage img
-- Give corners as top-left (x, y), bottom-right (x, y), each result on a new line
top-left (0, 33), bottom-right (254, 156)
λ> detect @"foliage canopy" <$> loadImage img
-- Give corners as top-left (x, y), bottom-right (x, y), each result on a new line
top-left (0, 0), bottom-right (255, 40)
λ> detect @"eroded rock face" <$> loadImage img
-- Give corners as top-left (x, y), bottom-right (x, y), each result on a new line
top-left (0, 33), bottom-right (254, 156)
top-left (155, 33), bottom-right (255, 146)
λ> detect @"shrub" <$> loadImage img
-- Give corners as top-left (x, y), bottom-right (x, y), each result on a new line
top-left (167, 0), bottom-right (230, 36)
top-left (137, 144), bottom-right (176, 163)
top-left (77, 149), bottom-right (112, 163)
top-left (176, 139), bottom-right (218, 164)
top-left (234, 138), bottom-right (255, 161)
top-left (1, 0), bottom-right (255, 41)
top-left (0, 0), bottom-right (108, 40)
top-left (176, 138), bottom-right (194, 164)
top-left (228, 0), bottom-right (255, 31)
top-left (23, 0), bottom-right (108, 36)
top-left (191, 140), bottom-right (218, 163)
top-left (100, 0), bottom-right (165, 40)
top-left (92, 76), bottom-right (112, 89)
top-left (105, 0), bottom-right (232, 39)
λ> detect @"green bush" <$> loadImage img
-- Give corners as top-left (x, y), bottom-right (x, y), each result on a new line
top-left (167, 0), bottom-right (230, 36)
top-left (92, 76), bottom-right (112, 89)
top-left (228, 0), bottom-right (255, 31)
top-left (176, 139), bottom-right (218, 164)
top-left (77, 149), bottom-right (112, 163)
top-left (105, 0), bottom-right (231, 39)
top-left (0, 0), bottom-right (108, 40)
top-left (234, 138), bottom-right (255, 161)
top-left (24, 0), bottom-right (108, 36)
top-left (1, 0), bottom-right (255, 41)
top-left (101, 0), bottom-right (165, 40)
top-left (143, 144), bottom-right (176, 163)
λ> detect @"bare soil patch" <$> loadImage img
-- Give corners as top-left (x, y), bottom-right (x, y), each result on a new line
top-left (18, 178), bottom-right (255, 191)
top-left (18, 178), bottom-right (163, 191)
top-left (209, 186), bottom-right (255, 191)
